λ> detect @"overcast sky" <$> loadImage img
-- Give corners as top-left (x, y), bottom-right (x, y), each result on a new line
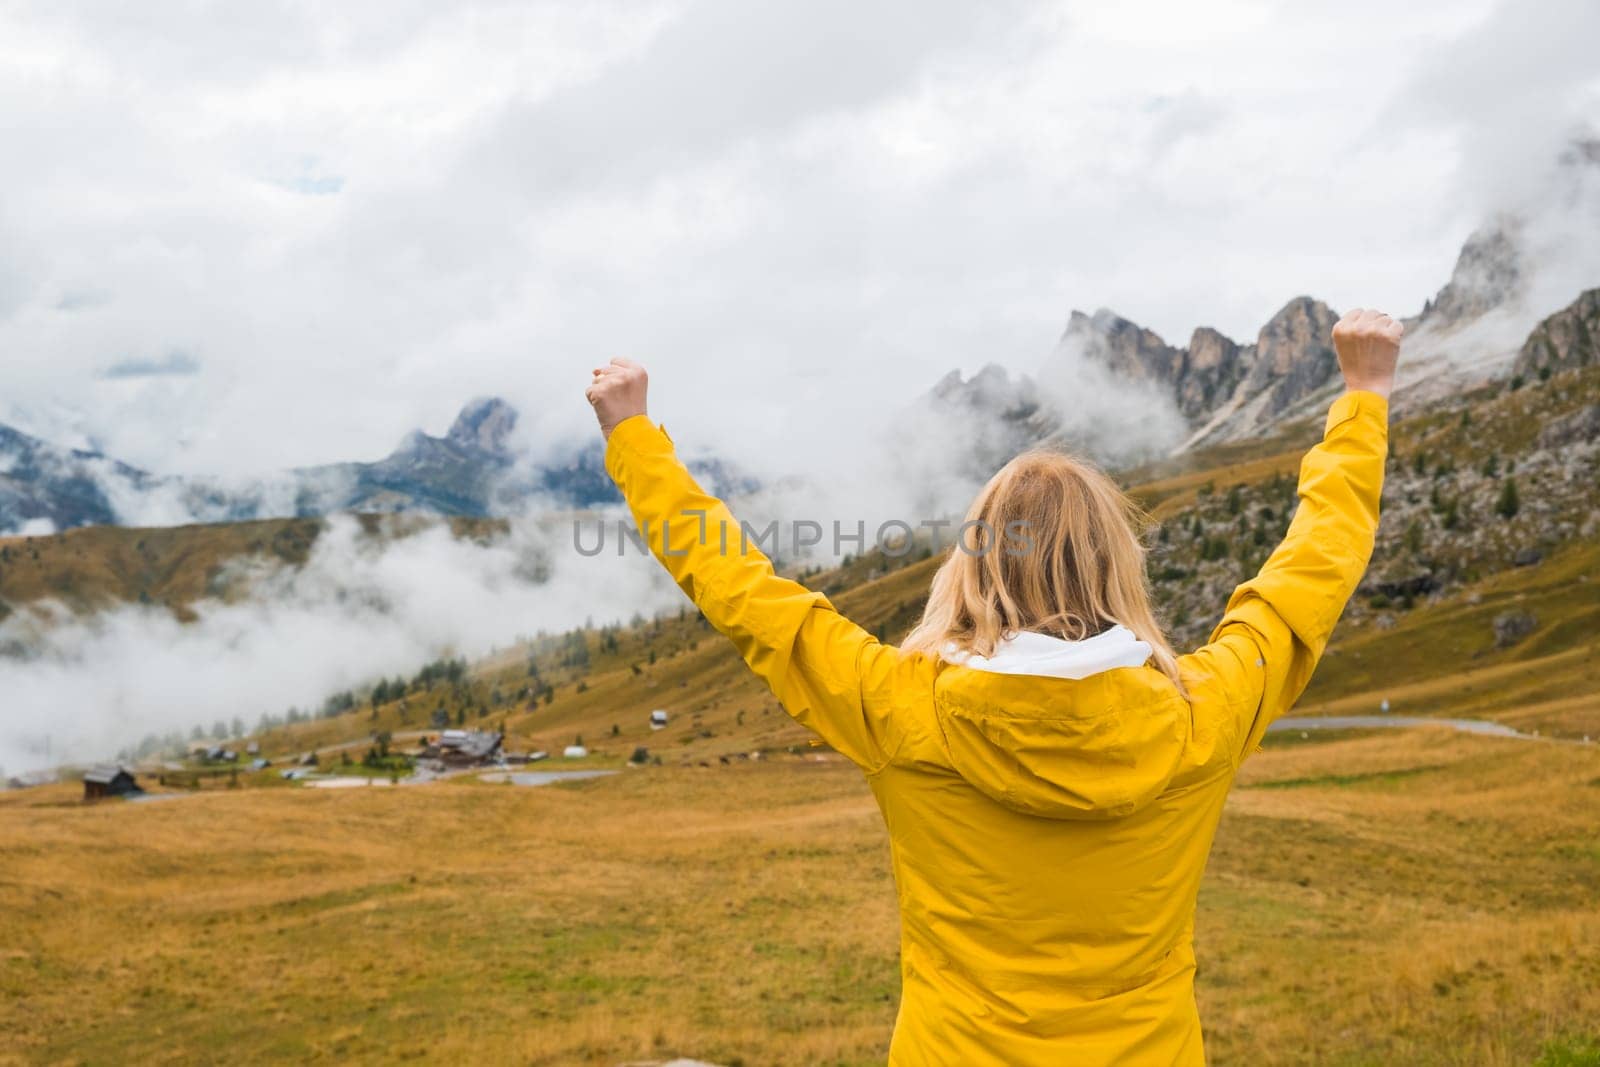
top-left (1, 0), bottom-right (1596, 477)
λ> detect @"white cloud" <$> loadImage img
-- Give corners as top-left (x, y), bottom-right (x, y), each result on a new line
top-left (1387, 0), bottom-right (1600, 216)
top-left (3, 0), bottom-right (1591, 482)
top-left (2, 517), bottom-right (57, 538)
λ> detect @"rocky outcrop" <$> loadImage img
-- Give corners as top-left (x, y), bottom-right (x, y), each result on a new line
top-left (1537, 403), bottom-right (1600, 449)
top-left (1493, 611), bottom-right (1538, 648)
top-left (1514, 288), bottom-right (1600, 378)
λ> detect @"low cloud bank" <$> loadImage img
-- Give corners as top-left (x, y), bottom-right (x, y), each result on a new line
top-left (0, 513), bottom-right (686, 776)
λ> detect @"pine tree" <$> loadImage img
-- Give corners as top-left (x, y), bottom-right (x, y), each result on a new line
top-left (1495, 477), bottom-right (1519, 519)
top-left (1403, 519), bottom-right (1425, 555)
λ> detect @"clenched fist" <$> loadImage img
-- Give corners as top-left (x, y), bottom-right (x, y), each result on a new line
top-left (1331, 308), bottom-right (1403, 399)
top-left (586, 357), bottom-right (649, 440)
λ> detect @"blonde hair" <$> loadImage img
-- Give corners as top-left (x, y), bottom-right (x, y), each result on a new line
top-left (901, 449), bottom-right (1183, 691)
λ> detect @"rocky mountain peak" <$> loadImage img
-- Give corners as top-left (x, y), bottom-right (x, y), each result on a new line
top-left (1418, 219), bottom-right (1524, 329)
top-left (1254, 296), bottom-right (1339, 376)
top-left (932, 364), bottom-right (1029, 411)
top-left (1243, 296), bottom-right (1341, 418)
top-left (446, 397), bottom-right (519, 458)
top-left (929, 368), bottom-right (965, 397)
top-left (1176, 326), bottom-right (1245, 421)
top-left (1059, 308), bottom-right (1183, 385)
top-left (926, 364), bottom-right (1042, 426)
top-left (1186, 327), bottom-right (1240, 370)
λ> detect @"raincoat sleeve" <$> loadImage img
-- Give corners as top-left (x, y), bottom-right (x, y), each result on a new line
top-left (603, 415), bottom-right (932, 773)
top-left (1179, 390), bottom-right (1388, 764)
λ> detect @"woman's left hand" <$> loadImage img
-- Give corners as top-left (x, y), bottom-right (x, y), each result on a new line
top-left (586, 357), bottom-right (649, 440)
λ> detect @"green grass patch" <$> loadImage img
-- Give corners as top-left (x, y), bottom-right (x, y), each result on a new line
top-left (1245, 765), bottom-right (1448, 791)
top-left (1260, 728), bottom-right (1384, 748)
top-left (1536, 1034), bottom-right (1600, 1067)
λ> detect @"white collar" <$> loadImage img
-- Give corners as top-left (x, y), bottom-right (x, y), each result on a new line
top-left (943, 625), bottom-right (1152, 680)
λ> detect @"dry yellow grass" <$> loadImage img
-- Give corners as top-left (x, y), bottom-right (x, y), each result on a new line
top-left (1, 760), bottom-right (899, 1066)
top-left (4, 725), bottom-right (1598, 1066)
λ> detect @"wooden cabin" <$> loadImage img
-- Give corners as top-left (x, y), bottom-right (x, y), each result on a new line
top-left (83, 765), bottom-right (140, 801)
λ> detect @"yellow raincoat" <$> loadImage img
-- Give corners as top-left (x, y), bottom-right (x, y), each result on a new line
top-left (605, 390), bottom-right (1388, 1065)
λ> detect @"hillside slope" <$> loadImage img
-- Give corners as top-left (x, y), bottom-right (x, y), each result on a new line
top-left (0, 514), bottom-right (507, 625)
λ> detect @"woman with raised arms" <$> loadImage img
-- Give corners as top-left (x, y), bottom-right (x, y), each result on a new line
top-left (584, 308), bottom-right (1401, 1065)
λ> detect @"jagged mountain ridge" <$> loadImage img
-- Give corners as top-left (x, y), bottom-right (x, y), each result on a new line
top-left (0, 398), bottom-right (750, 533)
top-left (1063, 295), bottom-right (1342, 448)
top-left (291, 398), bottom-right (524, 517)
top-left (932, 139), bottom-right (1598, 458)
top-left (925, 294), bottom-right (1343, 467)
top-left (932, 234), bottom-right (1590, 459)
top-left (990, 211), bottom-right (1539, 450)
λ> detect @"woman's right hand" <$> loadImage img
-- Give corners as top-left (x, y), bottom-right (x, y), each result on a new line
top-left (1331, 307), bottom-right (1403, 399)
top-left (586, 357), bottom-right (650, 440)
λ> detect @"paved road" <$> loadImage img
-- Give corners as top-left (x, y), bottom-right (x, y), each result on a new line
top-left (1269, 714), bottom-right (1590, 743)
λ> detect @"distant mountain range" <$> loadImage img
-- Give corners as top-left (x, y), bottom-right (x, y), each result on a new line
top-left (928, 138), bottom-right (1599, 464)
top-left (4, 141), bottom-right (1595, 536)
top-left (0, 397), bottom-right (754, 534)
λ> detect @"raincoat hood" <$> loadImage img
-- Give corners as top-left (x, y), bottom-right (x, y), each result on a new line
top-left (936, 627), bottom-right (1190, 820)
